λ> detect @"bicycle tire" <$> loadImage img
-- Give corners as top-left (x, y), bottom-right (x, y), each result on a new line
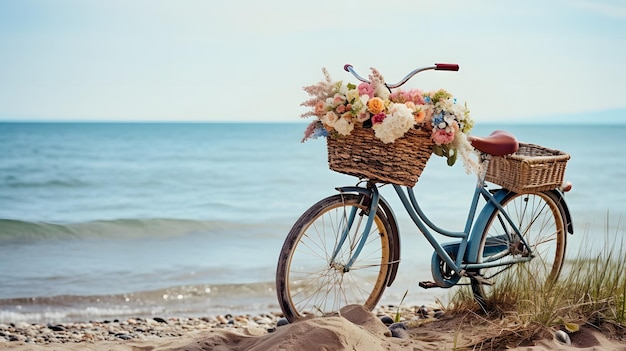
top-left (471, 190), bottom-right (567, 309)
top-left (276, 193), bottom-right (392, 322)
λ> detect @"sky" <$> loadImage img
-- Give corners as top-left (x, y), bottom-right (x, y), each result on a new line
top-left (1, 0), bottom-right (625, 123)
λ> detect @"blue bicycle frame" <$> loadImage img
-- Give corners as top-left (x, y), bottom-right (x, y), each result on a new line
top-left (329, 179), bottom-right (535, 287)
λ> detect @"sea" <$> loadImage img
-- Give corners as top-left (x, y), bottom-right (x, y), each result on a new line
top-left (1, 122), bottom-right (625, 324)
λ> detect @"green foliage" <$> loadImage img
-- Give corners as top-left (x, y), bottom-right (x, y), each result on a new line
top-left (395, 289), bottom-right (409, 323)
top-left (461, 102), bottom-right (473, 133)
top-left (429, 89), bottom-right (453, 103)
top-left (432, 144), bottom-right (458, 166)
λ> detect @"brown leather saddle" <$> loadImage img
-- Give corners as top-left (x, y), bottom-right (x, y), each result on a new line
top-left (468, 130), bottom-right (519, 156)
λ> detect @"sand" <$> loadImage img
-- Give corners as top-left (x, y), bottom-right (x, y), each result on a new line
top-left (2, 305), bottom-right (624, 351)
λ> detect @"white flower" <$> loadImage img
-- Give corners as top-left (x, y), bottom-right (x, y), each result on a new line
top-left (375, 84), bottom-right (390, 100)
top-left (438, 98), bottom-right (455, 111)
top-left (321, 111), bottom-right (338, 127)
top-left (443, 114), bottom-right (456, 131)
top-left (450, 103), bottom-right (467, 120)
top-left (334, 117), bottom-right (354, 136)
top-left (357, 95), bottom-right (370, 112)
top-left (372, 106), bottom-right (414, 144)
top-left (350, 95), bottom-right (369, 117)
top-left (346, 89), bottom-right (360, 103)
top-left (338, 83), bottom-right (349, 96)
top-left (389, 103), bottom-right (414, 121)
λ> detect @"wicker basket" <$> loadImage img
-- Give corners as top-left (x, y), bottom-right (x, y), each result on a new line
top-left (326, 125), bottom-right (433, 187)
top-left (485, 143), bottom-right (570, 193)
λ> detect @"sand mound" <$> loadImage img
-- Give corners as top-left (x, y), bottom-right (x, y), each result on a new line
top-left (166, 305), bottom-right (406, 351)
top-left (163, 305), bottom-right (624, 351)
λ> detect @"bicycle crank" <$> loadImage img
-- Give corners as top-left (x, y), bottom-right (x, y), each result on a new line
top-left (426, 242), bottom-right (462, 288)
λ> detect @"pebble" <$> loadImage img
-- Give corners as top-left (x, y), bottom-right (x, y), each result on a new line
top-left (153, 317), bottom-right (168, 324)
top-left (379, 316), bottom-right (394, 326)
top-left (389, 322), bottom-right (407, 331)
top-left (0, 313), bottom-right (285, 344)
top-left (377, 304), bottom-right (446, 339)
top-left (390, 327), bottom-right (409, 339)
top-left (417, 305), bottom-right (429, 318)
top-left (0, 304), bottom-right (444, 344)
top-left (555, 330), bottom-right (571, 345)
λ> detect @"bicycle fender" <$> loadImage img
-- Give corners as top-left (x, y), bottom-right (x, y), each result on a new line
top-left (378, 196), bottom-right (401, 286)
top-left (548, 189), bottom-right (574, 235)
top-left (465, 189), bottom-right (509, 264)
top-left (336, 186), bottom-right (401, 287)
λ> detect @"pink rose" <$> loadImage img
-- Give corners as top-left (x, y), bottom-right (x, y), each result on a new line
top-left (333, 94), bottom-right (346, 105)
top-left (358, 83), bottom-right (375, 98)
top-left (371, 112), bottom-right (386, 125)
top-left (389, 90), bottom-right (405, 103)
top-left (432, 129), bottom-right (455, 145)
top-left (407, 89), bottom-right (425, 105)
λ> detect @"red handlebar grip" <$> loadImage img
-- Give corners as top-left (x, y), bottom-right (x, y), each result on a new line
top-left (435, 63), bottom-right (459, 71)
top-left (343, 64), bottom-right (353, 72)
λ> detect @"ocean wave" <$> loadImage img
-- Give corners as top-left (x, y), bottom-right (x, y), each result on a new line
top-left (0, 218), bottom-right (266, 242)
top-left (2, 178), bottom-right (91, 189)
top-left (0, 281), bottom-right (279, 324)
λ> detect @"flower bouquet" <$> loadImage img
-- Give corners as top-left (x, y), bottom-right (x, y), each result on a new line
top-left (301, 67), bottom-right (478, 185)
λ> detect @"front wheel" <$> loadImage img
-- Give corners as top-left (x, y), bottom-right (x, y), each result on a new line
top-left (276, 193), bottom-right (392, 322)
top-left (472, 191), bottom-right (567, 309)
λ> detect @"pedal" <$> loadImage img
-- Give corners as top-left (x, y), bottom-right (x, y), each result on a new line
top-left (418, 281), bottom-right (441, 289)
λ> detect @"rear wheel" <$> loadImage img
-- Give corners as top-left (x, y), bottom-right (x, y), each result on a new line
top-left (472, 191), bottom-right (567, 309)
top-left (276, 193), bottom-right (392, 322)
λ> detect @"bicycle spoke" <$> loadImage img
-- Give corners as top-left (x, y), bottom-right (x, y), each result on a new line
top-left (277, 193), bottom-right (391, 321)
top-left (472, 191), bottom-right (566, 307)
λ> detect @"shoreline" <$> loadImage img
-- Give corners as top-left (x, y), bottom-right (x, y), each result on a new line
top-left (2, 305), bottom-right (623, 351)
top-left (0, 311), bottom-right (284, 344)
top-left (0, 305), bottom-right (427, 346)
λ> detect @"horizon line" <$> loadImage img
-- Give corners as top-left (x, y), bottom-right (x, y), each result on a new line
top-left (1, 119), bottom-right (625, 125)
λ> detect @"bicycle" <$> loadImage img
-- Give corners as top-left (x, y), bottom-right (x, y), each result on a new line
top-left (276, 63), bottom-right (574, 322)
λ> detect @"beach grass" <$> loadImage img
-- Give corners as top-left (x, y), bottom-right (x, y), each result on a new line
top-left (443, 216), bottom-right (626, 348)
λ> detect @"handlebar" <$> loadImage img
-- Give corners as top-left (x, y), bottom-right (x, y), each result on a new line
top-left (343, 63), bottom-right (459, 89)
top-left (435, 63), bottom-right (459, 71)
